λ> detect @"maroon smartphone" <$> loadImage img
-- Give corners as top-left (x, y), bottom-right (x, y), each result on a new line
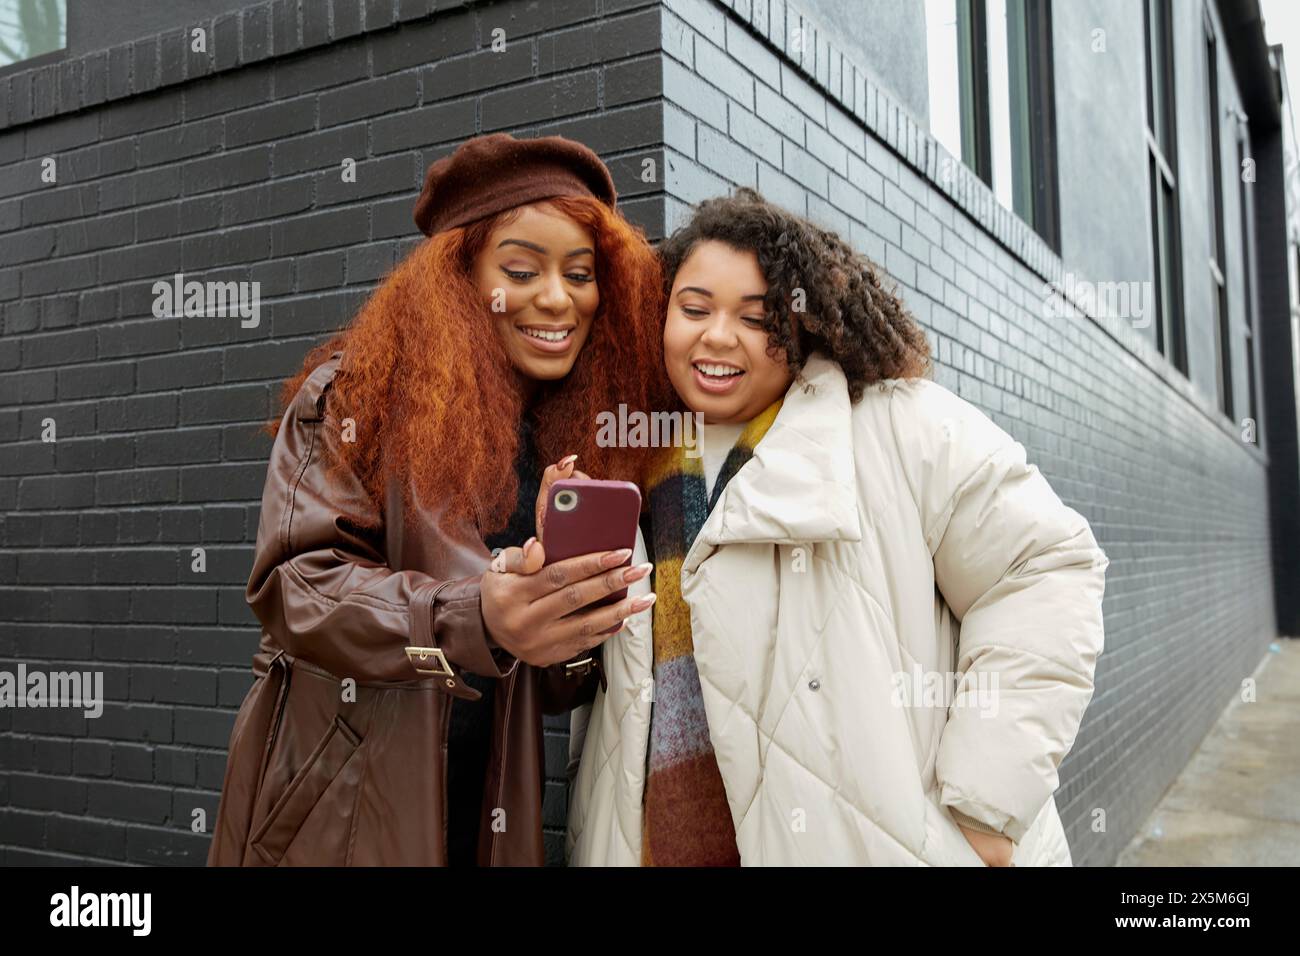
top-left (543, 479), bottom-right (642, 630)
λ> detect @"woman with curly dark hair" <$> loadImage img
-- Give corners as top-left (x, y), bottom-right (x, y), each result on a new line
top-left (565, 187), bottom-right (1109, 868)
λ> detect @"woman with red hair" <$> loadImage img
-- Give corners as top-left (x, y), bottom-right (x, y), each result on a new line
top-left (208, 134), bottom-right (671, 866)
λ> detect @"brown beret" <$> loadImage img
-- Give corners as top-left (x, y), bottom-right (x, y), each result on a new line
top-left (413, 132), bottom-right (617, 237)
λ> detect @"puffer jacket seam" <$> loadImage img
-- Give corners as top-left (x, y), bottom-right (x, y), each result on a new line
top-left (753, 730), bottom-right (929, 864)
top-left (613, 761), bottom-right (640, 863)
top-left (885, 385), bottom-right (922, 532)
top-left (615, 621), bottom-right (655, 862)
top-left (923, 444), bottom-right (1006, 552)
top-left (613, 687), bottom-right (651, 861)
top-left (839, 566), bottom-right (896, 634)
top-left (951, 639), bottom-right (1097, 684)
top-left (699, 577), bottom-right (845, 830)
top-left (886, 381), bottom-right (1007, 553)
top-left (699, 557), bottom-right (933, 863)
top-left (573, 606), bottom-right (653, 863)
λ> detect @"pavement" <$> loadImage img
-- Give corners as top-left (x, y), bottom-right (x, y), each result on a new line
top-left (1117, 638), bottom-right (1300, 866)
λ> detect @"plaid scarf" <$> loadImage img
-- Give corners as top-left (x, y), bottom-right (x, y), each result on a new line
top-left (640, 401), bottom-right (783, 866)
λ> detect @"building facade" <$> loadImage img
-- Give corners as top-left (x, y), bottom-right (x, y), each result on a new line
top-left (0, 0), bottom-right (1295, 866)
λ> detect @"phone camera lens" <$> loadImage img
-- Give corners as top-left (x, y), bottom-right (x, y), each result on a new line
top-left (555, 490), bottom-right (578, 512)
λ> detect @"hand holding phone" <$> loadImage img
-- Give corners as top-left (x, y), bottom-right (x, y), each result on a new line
top-left (543, 479), bottom-right (642, 628)
top-left (480, 468), bottom-right (655, 667)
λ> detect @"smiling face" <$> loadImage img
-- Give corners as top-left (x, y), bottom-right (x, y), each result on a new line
top-left (471, 202), bottom-right (600, 383)
top-left (663, 240), bottom-right (794, 424)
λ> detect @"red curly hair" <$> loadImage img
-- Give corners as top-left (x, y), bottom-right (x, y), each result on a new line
top-left (276, 194), bottom-right (673, 534)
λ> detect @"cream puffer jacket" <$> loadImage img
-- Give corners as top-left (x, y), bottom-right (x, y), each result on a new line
top-left (566, 354), bottom-right (1108, 866)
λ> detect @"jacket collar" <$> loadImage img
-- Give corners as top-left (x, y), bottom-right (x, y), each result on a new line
top-left (683, 353), bottom-right (862, 574)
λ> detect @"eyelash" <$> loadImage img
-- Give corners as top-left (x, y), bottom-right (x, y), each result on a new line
top-left (502, 268), bottom-right (593, 283)
top-left (682, 307), bottom-right (765, 327)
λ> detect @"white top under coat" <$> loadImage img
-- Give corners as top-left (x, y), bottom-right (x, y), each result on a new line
top-left (699, 419), bottom-right (748, 502)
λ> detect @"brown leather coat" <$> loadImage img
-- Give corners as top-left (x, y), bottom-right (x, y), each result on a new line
top-left (207, 355), bottom-right (601, 866)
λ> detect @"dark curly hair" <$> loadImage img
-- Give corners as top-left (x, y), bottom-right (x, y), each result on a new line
top-left (658, 187), bottom-right (931, 402)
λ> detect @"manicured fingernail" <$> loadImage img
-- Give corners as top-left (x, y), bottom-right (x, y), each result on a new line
top-left (522, 537), bottom-right (536, 555)
top-left (602, 548), bottom-right (633, 568)
top-left (633, 593), bottom-right (657, 612)
top-left (559, 454), bottom-right (578, 468)
top-left (623, 562), bottom-right (653, 583)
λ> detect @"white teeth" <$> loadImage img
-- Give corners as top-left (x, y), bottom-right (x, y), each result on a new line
top-left (522, 328), bottom-right (571, 342)
top-left (695, 362), bottom-right (742, 377)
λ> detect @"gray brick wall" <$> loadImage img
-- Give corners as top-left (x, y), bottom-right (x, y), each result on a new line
top-left (0, 0), bottom-right (1282, 868)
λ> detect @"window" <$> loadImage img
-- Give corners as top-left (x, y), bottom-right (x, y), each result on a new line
top-left (1144, 0), bottom-right (1187, 373)
top-left (1204, 14), bottom-right (1232, 418)
top-left (1236, 133), bottom-right (1259, 437)
top-left (924, 0), bottom-right (1059, 247)
top-left (0, 0), bottom-right (66, 70)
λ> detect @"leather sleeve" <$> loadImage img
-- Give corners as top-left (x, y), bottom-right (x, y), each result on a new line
top-left (245, 356), bottom-right (515, 697)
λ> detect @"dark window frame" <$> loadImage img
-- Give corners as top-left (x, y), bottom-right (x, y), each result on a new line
top-left (1204, 8), bottom-right (1233, 418)
top-left (1237, 131), bottom-right (1259, 438)
top-left (1143, 0), bottom-right (1188, 375)
top-left (1021, 0), bottom-right (1060, 250)
top-left (957, 0), bottom-right (992, 181)
top-left (940, 0), bottom-right (1061, 249)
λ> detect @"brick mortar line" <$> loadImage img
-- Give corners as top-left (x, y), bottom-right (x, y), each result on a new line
top-left (0, 104), bottom-right (663, 184)
top-left (0, 0), bottom-right (464, 132)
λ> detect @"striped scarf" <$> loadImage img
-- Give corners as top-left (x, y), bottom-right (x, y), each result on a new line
top-left (640, 401), bottom-right (783, 866)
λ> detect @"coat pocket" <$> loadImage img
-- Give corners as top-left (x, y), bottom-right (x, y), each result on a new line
top-left (920, 791), bottom-right (994, 866)
top-left (249, 714), bottom-right (362, 865)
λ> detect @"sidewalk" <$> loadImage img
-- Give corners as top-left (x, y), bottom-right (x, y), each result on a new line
top-left (1117, 639), bottom-right (1300, 866)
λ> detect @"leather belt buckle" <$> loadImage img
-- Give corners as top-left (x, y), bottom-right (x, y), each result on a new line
top-left (405, 645), bottom-right (454, 678)
top-left (564, 656), bottom-right (595, 677)
top-left (565, 655), bottom-right (607, 692)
